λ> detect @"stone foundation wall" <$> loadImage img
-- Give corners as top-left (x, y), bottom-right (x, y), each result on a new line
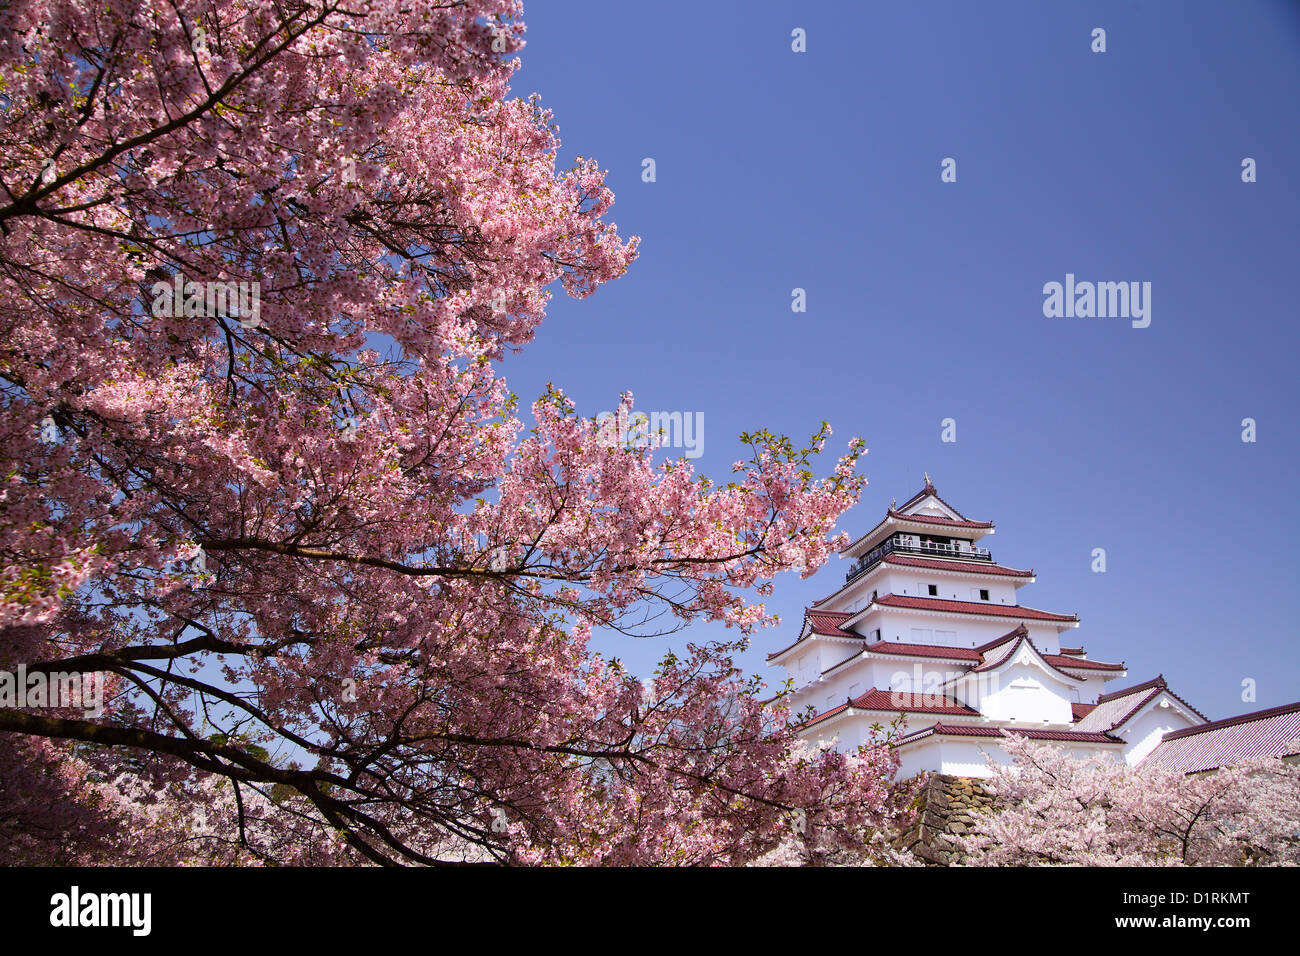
top-left (895, 773), bottom-right (995, 865)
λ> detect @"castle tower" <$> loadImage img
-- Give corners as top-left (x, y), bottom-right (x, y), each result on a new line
top-left (769, 478), bottom-right (1206, 776)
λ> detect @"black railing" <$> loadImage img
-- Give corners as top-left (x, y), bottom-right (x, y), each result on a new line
top-left (845, 536), bottom-right (993, 583)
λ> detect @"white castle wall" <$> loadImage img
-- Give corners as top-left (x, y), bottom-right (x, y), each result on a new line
top-left (776, 489), bottom-right (1155, 778)
top-left (895, 735), bottom-right (1124, 779)
top-left (962, 660), bottom-right (1077, 725)
top-left (1116, 703), bottom-right (1197, 765)
top-left (831, 568), bottom-right (1021, 616)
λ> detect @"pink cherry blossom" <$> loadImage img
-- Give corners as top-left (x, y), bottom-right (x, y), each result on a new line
top-left (0, 1), bottom-right (895, 864)
top-left (957, 734), bottom-right (1300, 866)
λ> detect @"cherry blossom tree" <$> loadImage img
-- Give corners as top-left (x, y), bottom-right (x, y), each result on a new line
top-left (0, 1), bottom-right (903, 864)
top-left (0, 730), bottom-right (356, 865)
top-left (957, 735), bottom-right (1300, 866)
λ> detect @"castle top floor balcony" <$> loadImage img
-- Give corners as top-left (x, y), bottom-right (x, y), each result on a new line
top-left (845, 534), bottom-right (993, 583)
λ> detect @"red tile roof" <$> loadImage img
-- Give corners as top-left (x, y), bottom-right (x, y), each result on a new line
top-left (1074, 675), bottom-right (1206, 734)
top-left (1075, 681), bottom-right (1165, 733)
top-left (1072, 702), bottom-right (1098, 721)
top-left (811, 552), bottom-right (1033, 608)
top-left (777, 616), bottom-right (1120, 698)
top-left (895, 480), bottom-right (963, 517)
top-left (973, 625), bottom-right (1027, 655)
top-left (1096, 675), bottom-right (1206, 720)
top-left (806, 609), bottom-right (854, 637)
top-left (1096, 675), bottom-right (1167, 704)
top-left (798, 702), bottom-right (852, 730)
top-left (860, 640), bottom-right (983, 662)
top-left (886, 510), bottom-right (993, 529)
top-left (796, 687), bottom-right (980, 730)
top-left (961, 630), bottom-right (1117, 689)
top-left (849, 688), bottom-right (979, 716)
top-left (840, 483), bottom-right (992, 556)
top-left (1143, 701), bottom-right (1300, 774)
top-left (766, 609), bottom-right (856, 659)
top-left (1000, 727), bottom-right (1123, 744)
top-left (879, 553), bottom-right (1034, 578)
top-left (869, 593), bottom-right (1078, 623)
top-left (967, 632), bottom-right (1059, 678)
top-left (897, 723), bottom-right (1122, 745)
top-left (1044, 653), bottom-right (1125, 672)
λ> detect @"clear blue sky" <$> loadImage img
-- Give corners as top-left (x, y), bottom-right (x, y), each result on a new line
top-left (499, 0), bottom-right (1300, 721)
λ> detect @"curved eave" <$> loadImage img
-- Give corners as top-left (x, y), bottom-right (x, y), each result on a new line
top-left (795, 702), bottom-right (855, 732)
top-left (842, 514), bottom-right (995, 559)
top-left (950, 635), bottom-right (1092, 687)
top-left (842, 599), bottom-right (1080, 634)
top-left (1111, 693), bottom-right (1203, 736)
top-left (817, 560), bottom-right (1036, 612)
top-left (878, 556), bottom-right (1035, 583)
top-left (766, 631), bottom-right (862, 665)
top-left (1057, 664), bottom-right (1127, 681)
top-left (859, 645), bottom-right (981, 666)
top-left (796, 704), bottom-right (984, 734)
top-left (895, 726), bottom-right (1126, 748)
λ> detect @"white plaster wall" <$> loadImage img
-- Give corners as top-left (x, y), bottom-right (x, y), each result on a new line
top-left (1118, 703), bottom-right (1202, 765)
top-left (966, 660), bottom-right (1077, 724)
top-left (1068, 672), bottom-right (1112, 704)
top-left (856, 608), bottom-right (1068, 654)
top-left (895, 739), bottom-right (1012, 778)
top-left (896, 737), bottom-right (1126, 779)
top-left (805, 655), bottom-right (964, 701)
top-left (826, 564), bottom-right (1028, 617)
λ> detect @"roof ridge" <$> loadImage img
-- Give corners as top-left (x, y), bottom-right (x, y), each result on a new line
top-left (1105, 685), bottom-right (1167, 731)
top-left (973, 624), bottom-right (1027, 654)
top-left (898, 724), bottom-right (1125, 744)
top-left (1160, 700), bottom-right (1300, 740)
top-left (1159, 684), bottom-right (1209, 724)
top-left (880, 553), bottom-right (1034, 576)
top-left (1045, 652), bottom-right (1125, 671)
top-left (969, 632), bottom-right (1092, 685)
top-left (860, 639), bottom-right (982, 662)
top-left (848, 687), bottom-right (978, 714)
top-left (1087, 675), bottom-right (1205, 730)
top-left (1021, 635), bottom-right (1102, 684)
top-left (872, 592), bottom-right (1078, 622)
top-left (808, 608), bottom-right (851, 620)
top-left (815, 554), bottom-right (1035, 610)
top-left (894, 479), bottom-right (972, 521)
top-left (895, 483), bottom-right (935, 513)
top-left (1097, 674), bottom-right (1166, 703)
top-left (884, 510), bottom-right (994, 529)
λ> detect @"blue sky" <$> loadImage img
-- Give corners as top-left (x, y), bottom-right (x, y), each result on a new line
top-left (499, 0), bottom-right (1300, 721)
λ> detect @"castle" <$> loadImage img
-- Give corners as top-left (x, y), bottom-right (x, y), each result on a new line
top-left (769, 477), bottom-right (1208, 777)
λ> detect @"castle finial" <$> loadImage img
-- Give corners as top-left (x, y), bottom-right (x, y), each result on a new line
top-left (923, 471), bottom-right (933, 489)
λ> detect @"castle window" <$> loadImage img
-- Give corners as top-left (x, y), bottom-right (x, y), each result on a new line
top-left (927, 584), bottom-right (938, 596)
top-left (980, 588), bottom-right (990, 601)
